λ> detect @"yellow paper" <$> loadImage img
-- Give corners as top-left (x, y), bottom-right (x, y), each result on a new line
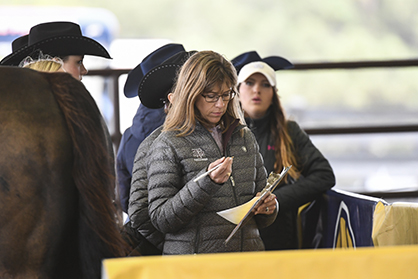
top-left (216, 197), bottom-right (259, 224)
top-left (216, 166), bottom-right (291, 227)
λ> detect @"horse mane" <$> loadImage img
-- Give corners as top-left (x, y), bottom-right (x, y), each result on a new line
top-left (43, 73), bottom-right (129, 278)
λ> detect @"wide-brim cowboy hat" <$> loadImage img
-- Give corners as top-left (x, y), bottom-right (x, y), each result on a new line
top-left (138, 50), bottom-right (197, 109)
top-left (0, 21), bottom-right (111, 66)
top-left (231, 50), bottom-right (294, 73)
top-left (0, 35), bottom-right (29, 66)
top-left (123, 43), bottom-right (185, 98)
top-left (11, 35), bottom-right (29, 53)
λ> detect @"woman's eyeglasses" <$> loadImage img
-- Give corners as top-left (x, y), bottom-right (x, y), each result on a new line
top-left (200, 90), bottom-right (236, 103)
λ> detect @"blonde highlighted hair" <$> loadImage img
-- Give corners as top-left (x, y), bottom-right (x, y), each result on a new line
top-left (164, 50), bottom-right (245, 136)
top-left (20, 53), bottom-right (64, 73)
top-left (24, 60), bottom-right (63, 72)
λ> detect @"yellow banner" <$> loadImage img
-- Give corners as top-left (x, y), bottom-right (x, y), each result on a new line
top-left (103, 245), bottom-right (418, 279)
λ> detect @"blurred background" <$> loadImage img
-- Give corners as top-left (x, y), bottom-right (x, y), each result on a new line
top-left (1, 0), bottom-right (417, 197)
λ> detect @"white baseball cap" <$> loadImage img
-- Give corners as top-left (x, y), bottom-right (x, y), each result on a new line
top-left (237, 61), bottom-right (276, 87)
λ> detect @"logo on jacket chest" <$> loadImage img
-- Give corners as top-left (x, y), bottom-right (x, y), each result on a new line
top-left (192, 148), bottom-right (208, 161)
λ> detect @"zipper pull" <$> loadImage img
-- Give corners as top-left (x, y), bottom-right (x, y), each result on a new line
top-left (230, 175), bottom-right (235, 186)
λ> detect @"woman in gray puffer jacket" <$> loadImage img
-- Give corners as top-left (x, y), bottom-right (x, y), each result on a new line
top-left (146, 51), bottom-right (278, 255)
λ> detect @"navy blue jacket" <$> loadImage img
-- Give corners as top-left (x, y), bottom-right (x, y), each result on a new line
top-left (116, 104), bottom-right (166, 212)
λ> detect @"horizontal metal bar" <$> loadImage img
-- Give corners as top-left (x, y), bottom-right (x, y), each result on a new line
top-left (88, 68), bottom-right (130, 76)
top-left (293, 59), bottom-right (418, 70)
top-left (304, 125), bottom-right (418, 135)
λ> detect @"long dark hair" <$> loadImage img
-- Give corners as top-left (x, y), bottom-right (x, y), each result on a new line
top-left (45, 72), bottom-right (129, 278)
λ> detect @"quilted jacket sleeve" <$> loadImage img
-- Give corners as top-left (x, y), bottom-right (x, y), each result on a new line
top-left (128, 128), bottom-right (164, 250)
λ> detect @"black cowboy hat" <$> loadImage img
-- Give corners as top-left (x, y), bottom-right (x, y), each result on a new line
top-left (138, 50), bottom-right (197, 109)
top-left (123, 43), bottom-right (185, 98)
top-left (0, 21), bottom-right (111, 66)
top-left (231, 51), bottom-right (294, 73)
top-left (11, 35), bottom-right (29, 53)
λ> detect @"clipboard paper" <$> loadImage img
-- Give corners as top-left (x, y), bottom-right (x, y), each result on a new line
top-left (217, 165), bottom-right (292, 245)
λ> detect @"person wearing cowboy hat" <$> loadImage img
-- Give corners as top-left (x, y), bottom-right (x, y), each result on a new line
top-left (232, 51), bottom-right (335, 251)
top-left (117, 43), bottom-right (186, 215)
top-left (1, 21), bottom-right (111, 80)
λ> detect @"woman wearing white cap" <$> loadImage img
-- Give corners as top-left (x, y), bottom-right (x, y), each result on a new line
top-left (233, 51), bottom-right (336, 250)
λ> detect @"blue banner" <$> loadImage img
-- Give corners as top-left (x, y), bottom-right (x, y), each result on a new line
top-left (299, 189), bottom-right (387, 248)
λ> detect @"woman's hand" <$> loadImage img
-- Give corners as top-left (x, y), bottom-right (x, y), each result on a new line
top-left (253, 191), bottom-right (277, 215)
top-left (208, 156), bottom-right (233, 184)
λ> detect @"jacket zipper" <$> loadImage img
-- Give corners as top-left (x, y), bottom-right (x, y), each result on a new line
top-left (194, 225), bottom-right (200, 253)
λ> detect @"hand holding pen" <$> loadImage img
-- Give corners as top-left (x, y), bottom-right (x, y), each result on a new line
top-left (194, 156), bottom-right (233, 184)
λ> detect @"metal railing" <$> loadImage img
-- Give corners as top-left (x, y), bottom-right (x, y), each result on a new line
top-left (87, 58), bottom-right (418, 200)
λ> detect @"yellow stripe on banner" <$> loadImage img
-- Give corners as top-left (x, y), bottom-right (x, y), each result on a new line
top-left (336, 218), bottom-right (354, 248)
top-left (103, 245), bottom-right (418, 279)
top-left (297, 202), bottom-right (311, 249)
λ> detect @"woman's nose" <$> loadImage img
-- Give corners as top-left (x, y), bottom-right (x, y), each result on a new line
top-left (81, 64), bottom-right (88, 76)
top-left (252, 83), bottom-right (260, 93)
top-left (214, 96), bottom-right (226, 107)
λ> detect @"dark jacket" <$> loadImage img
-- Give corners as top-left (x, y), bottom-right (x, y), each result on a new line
top-left (146, 120), bottom-right (276, 255)
top-left (246, 111), bottom-right (335, 250)
top-left (116, 104), bottom-right (165, 212)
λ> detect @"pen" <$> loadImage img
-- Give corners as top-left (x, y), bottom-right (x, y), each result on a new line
top-left (193, 156), bottom-right (234, 182)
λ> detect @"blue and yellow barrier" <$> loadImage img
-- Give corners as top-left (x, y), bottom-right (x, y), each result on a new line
top-left (103, 189), bottom-right (418, 278)
top-left (299, 189), bottom-right (418, 248)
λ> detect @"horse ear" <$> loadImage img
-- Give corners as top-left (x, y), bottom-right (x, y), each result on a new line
top-left (263, 56), bottom-right (294, 71)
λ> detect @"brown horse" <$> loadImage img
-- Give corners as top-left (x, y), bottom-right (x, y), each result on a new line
top-left (0, 67), bottom-right (129, 279)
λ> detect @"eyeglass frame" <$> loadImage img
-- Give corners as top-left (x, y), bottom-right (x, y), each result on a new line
top-left (200, 89), bottom-right (237, 103)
